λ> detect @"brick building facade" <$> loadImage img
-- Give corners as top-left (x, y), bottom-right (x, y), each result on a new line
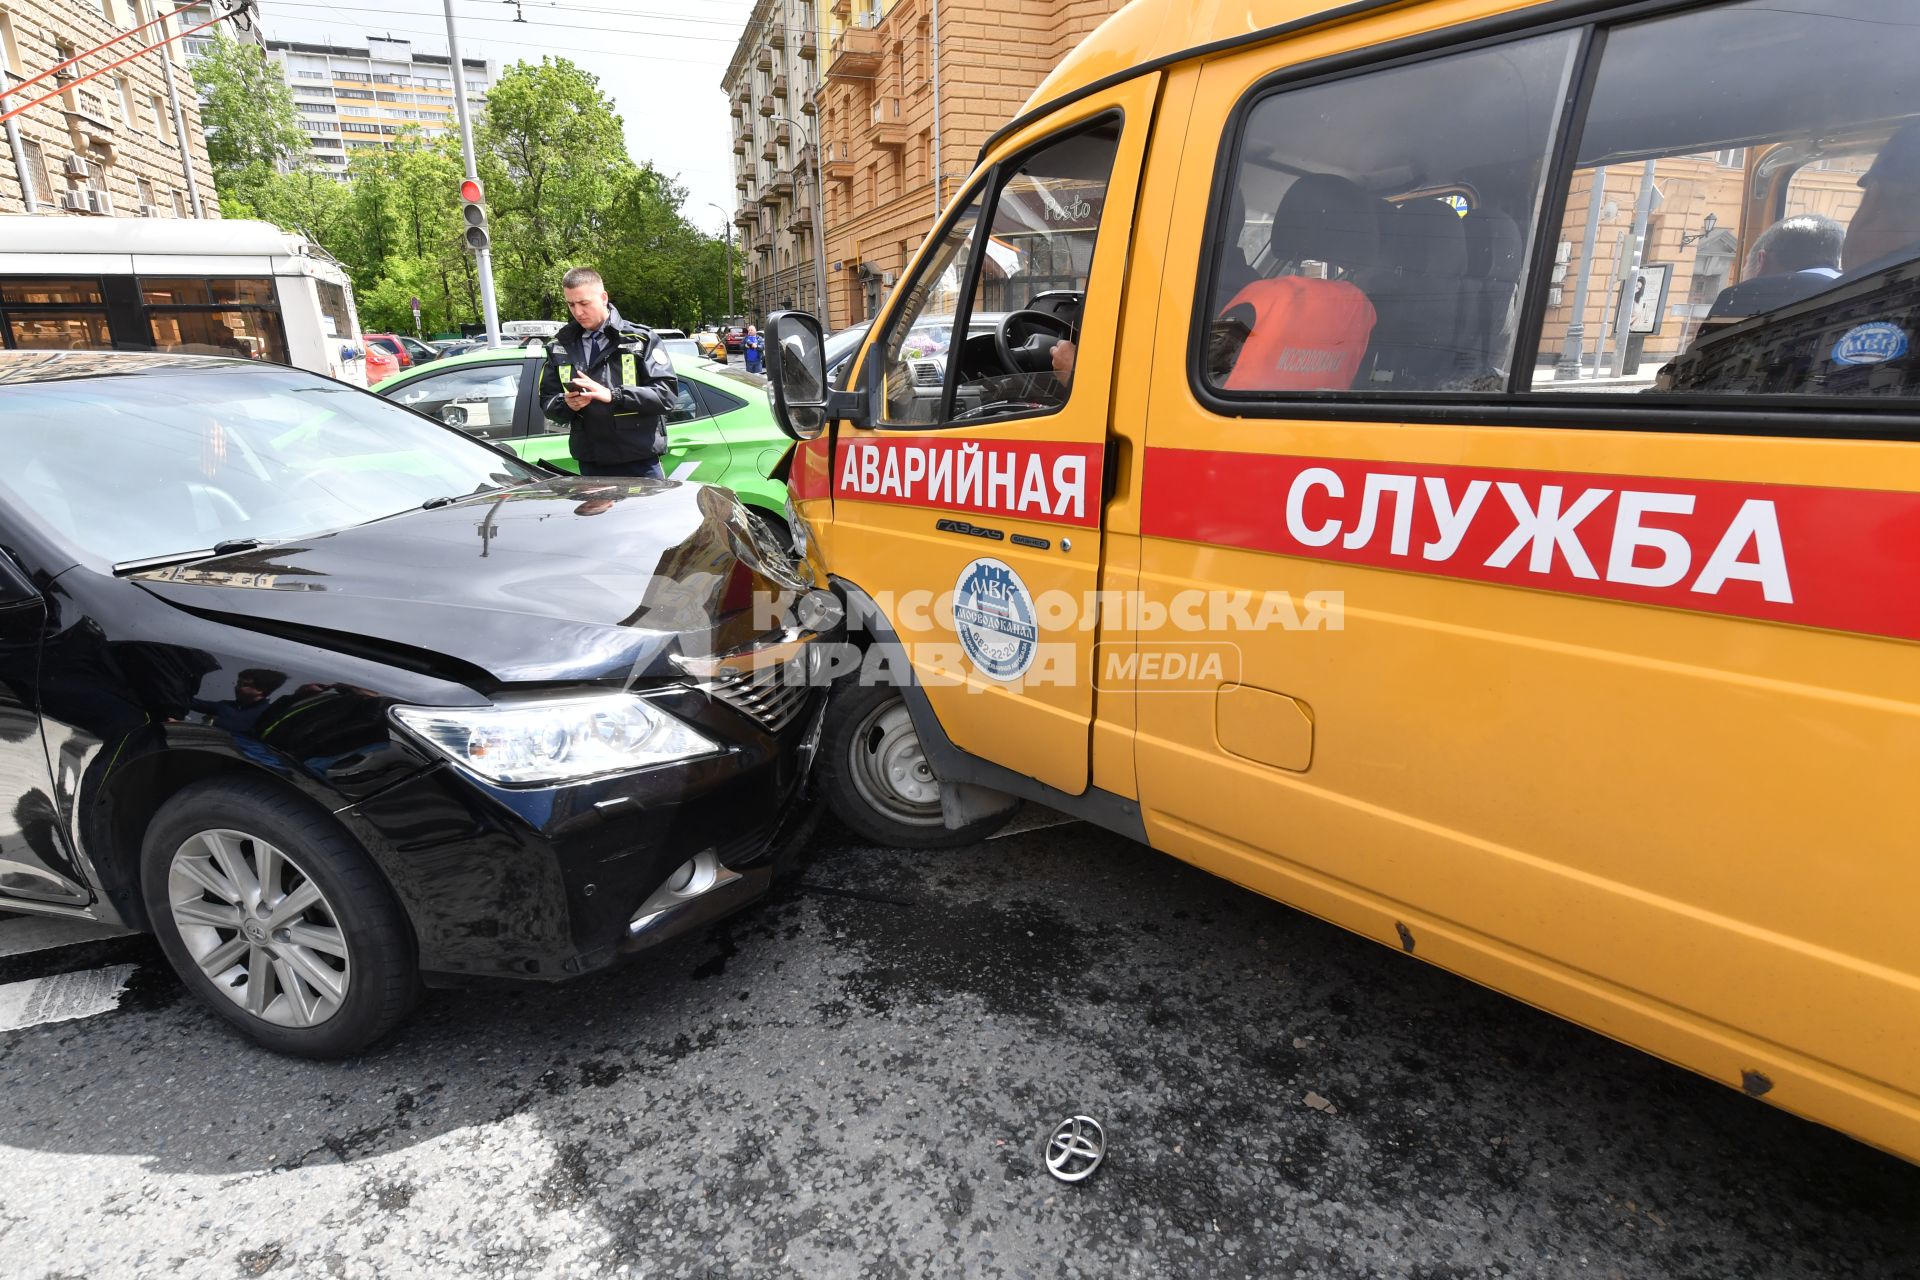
top-left (725, 0), bottom-right (1126, 330)
top-left (0, 0), bottom-right (218, 218)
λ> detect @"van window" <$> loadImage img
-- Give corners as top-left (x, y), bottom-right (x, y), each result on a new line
top-left (1527, 0), bottom-right (1920, 399)
top-left (878, 119), bottom-right (1120, 427)
top-left (1201, 32), bottom-right (1577, 397)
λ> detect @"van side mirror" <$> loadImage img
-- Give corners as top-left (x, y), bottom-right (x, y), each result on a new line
top-left (765, 311), bottom-right (830, 441)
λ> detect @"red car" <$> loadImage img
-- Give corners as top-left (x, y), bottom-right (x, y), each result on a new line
top-left (361, 333), bottom-right (411, 382)
top-left (722, 325), bottom-right (747, 354)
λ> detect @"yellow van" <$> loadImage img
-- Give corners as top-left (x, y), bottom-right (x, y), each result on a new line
top-left (763, 0), bottom-right (1920, 1163)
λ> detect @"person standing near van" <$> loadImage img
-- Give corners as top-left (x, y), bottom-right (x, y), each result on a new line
top-left (539, 267), bottom-right (680, 480)
top-left (742, 324), bottom-right (765, 375)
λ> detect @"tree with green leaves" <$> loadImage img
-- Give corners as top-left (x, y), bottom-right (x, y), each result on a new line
top-left (478, 58), bottom-right (634, 322)
top-left (190, 46), bottom-right (735, 340)
top-left (189, 31), bottom-right (307, 219)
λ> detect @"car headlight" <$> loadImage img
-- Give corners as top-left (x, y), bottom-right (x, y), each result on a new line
top-left (392, 693), bottom-right (723, 785)
top-left (785, 492), bottom-right (810, 558)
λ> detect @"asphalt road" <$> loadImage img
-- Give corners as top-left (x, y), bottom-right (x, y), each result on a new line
top-left (1, 814), bottom-right (1916, 1279)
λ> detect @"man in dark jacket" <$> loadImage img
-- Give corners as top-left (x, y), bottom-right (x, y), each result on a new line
top-left (539, 266), bottom-right (680, 479)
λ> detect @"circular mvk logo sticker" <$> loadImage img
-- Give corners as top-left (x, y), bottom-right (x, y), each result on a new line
top-left (953, 557), bottom-right (1038, 681)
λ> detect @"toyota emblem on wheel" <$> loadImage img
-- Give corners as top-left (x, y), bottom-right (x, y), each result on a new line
top-left (1044, 1115), bottom-right (1106, 1183)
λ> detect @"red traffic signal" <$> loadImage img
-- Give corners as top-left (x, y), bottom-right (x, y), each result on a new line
top-left (458, 178), bottom-right (489, 252)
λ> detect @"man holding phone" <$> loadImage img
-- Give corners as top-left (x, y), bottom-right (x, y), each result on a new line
top-left (539, 266), bottom-right (680, 479)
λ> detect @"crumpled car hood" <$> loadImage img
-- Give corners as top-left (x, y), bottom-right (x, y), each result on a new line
top-left (132, 477), bottom-right (807, 688)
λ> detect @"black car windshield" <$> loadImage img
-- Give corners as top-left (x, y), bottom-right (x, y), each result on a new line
top-left (0, 363), bottom-right (540, 565)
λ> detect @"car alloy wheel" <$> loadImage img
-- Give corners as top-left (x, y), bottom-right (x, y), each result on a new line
top-left (167, 827), bottom-right (351, 1028)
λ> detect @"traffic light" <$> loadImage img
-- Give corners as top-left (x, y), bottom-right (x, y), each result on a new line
top-left (459, 178), bottom-right (489, 252)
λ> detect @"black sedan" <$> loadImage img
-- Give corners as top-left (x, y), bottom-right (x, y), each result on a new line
top-left (0, 352), bottom-right (832, 1056)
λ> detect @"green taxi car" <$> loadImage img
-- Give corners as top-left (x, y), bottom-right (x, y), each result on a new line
top-left (373, 345), bottom-right (792, 542)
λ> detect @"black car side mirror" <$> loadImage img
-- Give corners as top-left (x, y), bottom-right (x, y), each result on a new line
top-left (0, 548), bottom-right (42, 609)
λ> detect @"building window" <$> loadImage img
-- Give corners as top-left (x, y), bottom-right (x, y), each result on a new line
top-left (0, 12), bottom-right (21, 83)
top-left (1714, 147), bottom-right (1748, 169)
top-left (151, 94), bottom-right (172, 144)
top-left (172, 189), bottom-right (186, 217)
top-left (137, 176), bottom-right (155, 207)
top-left (19, 141), bottom-right (53, 205)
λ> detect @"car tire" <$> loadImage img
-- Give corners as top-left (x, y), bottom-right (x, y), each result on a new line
top-left (816, 679), bottom-right (1012, 849)
top-left (140, 776), bottom-right (419, 1058)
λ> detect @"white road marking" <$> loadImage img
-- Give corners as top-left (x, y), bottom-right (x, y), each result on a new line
top-left (0, 963), bottom-right (136, 1033)
top-left (0, 913), bottom-right (132, 958)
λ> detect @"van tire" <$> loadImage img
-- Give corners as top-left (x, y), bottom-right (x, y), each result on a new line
top-left (140, 776), bottom-right (419, 1058)
top-left (817, 681), bottom-right (1012, 849)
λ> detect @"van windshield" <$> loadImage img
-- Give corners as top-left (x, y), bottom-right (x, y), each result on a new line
top-left (0, 363), bottom-right (540, 566)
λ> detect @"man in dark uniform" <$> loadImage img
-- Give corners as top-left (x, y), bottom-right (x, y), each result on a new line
top-left (539, 266), bottom-right (680, 479)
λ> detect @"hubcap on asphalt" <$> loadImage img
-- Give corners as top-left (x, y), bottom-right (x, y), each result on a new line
top-left (848, 698), bottom-right (944, 827)
top-left (168, 829), bottom-right (351, 1027)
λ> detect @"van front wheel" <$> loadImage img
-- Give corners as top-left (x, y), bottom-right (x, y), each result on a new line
top-left (817, 681), bottom-right (1012, 849)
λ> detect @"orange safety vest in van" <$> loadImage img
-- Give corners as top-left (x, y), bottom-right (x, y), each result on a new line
top-left (1219, 276), bottom-right (1378, 392)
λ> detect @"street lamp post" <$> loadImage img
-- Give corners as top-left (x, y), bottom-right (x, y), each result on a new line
top-left (777, 114), bottom-right (830, 326)
top-left (706, 201), bottom-right (736, 321)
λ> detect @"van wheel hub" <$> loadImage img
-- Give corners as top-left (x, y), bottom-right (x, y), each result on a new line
top-left (849, 699), bottom-right (944, 825)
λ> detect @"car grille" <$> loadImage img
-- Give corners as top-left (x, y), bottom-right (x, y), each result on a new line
top-left (707, 659), bottom-right (812, 732)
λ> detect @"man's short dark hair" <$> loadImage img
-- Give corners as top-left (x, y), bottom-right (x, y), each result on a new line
top-left (236, 668), bottom-right (287, 696)
top-left (562, 267), bottom-right (604, 291)
top-left (1750, 214), bottom-right (1844, 275)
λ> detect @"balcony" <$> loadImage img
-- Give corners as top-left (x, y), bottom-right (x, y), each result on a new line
top-left (786, 205), bottom-right (814, 235)
top-left (768, 26), bottom-right (784, 49)
top-left (798, 32), bottom-right (817, 61)
top-left (828, 26), bottom-right (882, 81)
top-left (752, 232), bottom-right (773, 254)
top-left (799, 95), bottom-right (816, 117)
top-left (755, 48), bottom-right (773, 72)
top-left (772, 74), bottom-right (788, 99)
top-left (823, 141), bottom-right (854, 184)
top-left (730, 98), bottom-right (744, 119)
top-left (732, 135), bottom-right (747, 155)
top-left (762, 138), bottom-right (778, 162)
top-left (735, 207), bottom-right (758, 230)
top-left (736, 174), bottom-right (752, 193)
top-left (758, 94), bottom-right (775, 117)
top-left (775, 122), bottom-right (793, 147)
top-left (759, 171), bottom-right (794, 208)
top-left (871, 101), bottom-right (910, 150)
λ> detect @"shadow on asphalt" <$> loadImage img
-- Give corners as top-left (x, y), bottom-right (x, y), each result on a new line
top-left (1, 816), bottom-right (1916, 1276)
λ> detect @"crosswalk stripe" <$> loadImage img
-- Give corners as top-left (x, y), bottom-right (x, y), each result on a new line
top-left (0, 963), bottom-right (138, 1033)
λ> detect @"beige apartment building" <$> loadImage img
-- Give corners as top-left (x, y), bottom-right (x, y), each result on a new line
top-left (0, 0), bottom-right (218, 218)
top-left (722, 0), bottom-right (831, 321)
top-left (724, 0), bottom-right (1126, 329)
top-left (264, 36), bottom-right (492, 179)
